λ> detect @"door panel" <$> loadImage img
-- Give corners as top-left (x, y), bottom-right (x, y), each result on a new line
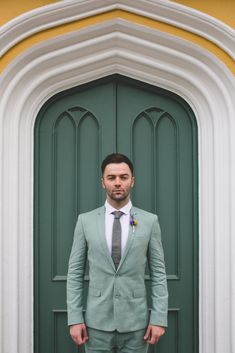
top-left (34, 75), bottom-right (198, 353)
top-left (117, 78), bottom-right (198, 352)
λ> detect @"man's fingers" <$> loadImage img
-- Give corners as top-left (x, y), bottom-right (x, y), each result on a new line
top-left (146, 330), bottom-right (157, 345)
top-left (70, 329), bottom-right (82, 345)
top-left (144, 325), bottom-right (165, 344)
top-left (147, 332), bottom-right (159, 344)
top-left (81, 325), bottom-right (89, 344)
top-left (144, 326), bottom-right (151, 340)
top-left (70, 323), bottom-right (88, 345)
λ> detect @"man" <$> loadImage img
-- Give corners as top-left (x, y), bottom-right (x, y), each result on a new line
top-left (67, 153), bottom-right (168, 353)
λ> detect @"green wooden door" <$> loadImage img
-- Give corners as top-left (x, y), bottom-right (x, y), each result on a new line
top-left (34, 75), bottom-right (198, 353)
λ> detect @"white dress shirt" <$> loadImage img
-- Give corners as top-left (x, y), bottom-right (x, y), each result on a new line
top-left (105, 200), bottom-right (132, 255)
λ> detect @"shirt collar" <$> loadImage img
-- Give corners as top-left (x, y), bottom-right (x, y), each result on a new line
top-left (105, 199), bottom-right (132, 215)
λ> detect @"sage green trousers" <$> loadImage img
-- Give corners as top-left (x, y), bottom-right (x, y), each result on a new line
top-left (85, 327), bottom-right (148, 353)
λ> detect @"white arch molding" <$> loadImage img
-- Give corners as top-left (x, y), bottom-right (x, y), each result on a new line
top-left (0, 7), bottom-right (235, 353)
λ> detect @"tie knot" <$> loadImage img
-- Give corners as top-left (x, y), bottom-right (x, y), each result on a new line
top-left (112, 211), bottom-right (123, 219)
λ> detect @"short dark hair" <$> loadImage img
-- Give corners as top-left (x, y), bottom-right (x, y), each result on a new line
top-left (101, 153), bottom-right (134, 175)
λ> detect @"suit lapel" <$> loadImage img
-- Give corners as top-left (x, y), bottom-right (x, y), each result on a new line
top-left (117, 207), bottom-right (138, 272)
top-left (96, 206), bottom-right (116, 271)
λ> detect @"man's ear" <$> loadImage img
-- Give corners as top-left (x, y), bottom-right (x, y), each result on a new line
top-left (101, 177), bottom-right (105, 189)
top-left (131, 176), bottom-right (135, 188)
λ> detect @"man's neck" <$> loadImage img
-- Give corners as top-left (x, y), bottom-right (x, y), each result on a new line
top-left (106, 198), bottom-right (130, 210)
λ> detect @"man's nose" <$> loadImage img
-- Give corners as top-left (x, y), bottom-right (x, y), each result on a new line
top-left (115, 178), bottom-right (121, 185)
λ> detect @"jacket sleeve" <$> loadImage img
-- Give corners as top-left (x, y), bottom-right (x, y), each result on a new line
top-left (148, 215), bottom-right (168, 327)
top-left (66, 214), bottom-right (87, 326)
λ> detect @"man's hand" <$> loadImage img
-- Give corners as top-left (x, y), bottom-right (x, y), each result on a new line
top-left (144, 325), bottom-right (165, 344)
top-left (70, 323), bottom-right (89, 345)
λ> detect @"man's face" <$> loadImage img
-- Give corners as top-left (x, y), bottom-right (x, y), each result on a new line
top-left (102, 162), bottom-right (134, 205)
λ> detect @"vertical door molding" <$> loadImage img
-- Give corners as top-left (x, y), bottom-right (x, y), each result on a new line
top-left (0, 19), bottom-right (234, 353)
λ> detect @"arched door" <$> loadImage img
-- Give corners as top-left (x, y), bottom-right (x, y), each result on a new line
top-left (34, 75), bottom-right (198, 353)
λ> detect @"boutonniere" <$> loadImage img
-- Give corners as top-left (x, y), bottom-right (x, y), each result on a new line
top-left (130, 214), bottom-right (138, 233)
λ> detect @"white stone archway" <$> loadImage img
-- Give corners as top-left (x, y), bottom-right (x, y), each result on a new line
top-left (0, 3), bottom-right (234, 353)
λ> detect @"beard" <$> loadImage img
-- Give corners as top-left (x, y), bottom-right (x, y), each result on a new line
top-left (107, 189), bottom-right (130, 202)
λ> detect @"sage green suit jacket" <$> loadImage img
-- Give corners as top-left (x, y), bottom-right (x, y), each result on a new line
top-left (67, 206), bottom-right (168, 332)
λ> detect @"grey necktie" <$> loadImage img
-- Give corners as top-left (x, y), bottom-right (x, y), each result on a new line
top-left (111, 211), bottom-right (123, 269)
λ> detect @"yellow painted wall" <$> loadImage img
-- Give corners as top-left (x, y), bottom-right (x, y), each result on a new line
top-left (0, 1), bottom-right (234, 74)
top-left (0, 0), bottom-right (58, 25)
top-left (173, 0), bottom-right (235, 28)
top-left (1, 0), bottom-right (234, 28)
